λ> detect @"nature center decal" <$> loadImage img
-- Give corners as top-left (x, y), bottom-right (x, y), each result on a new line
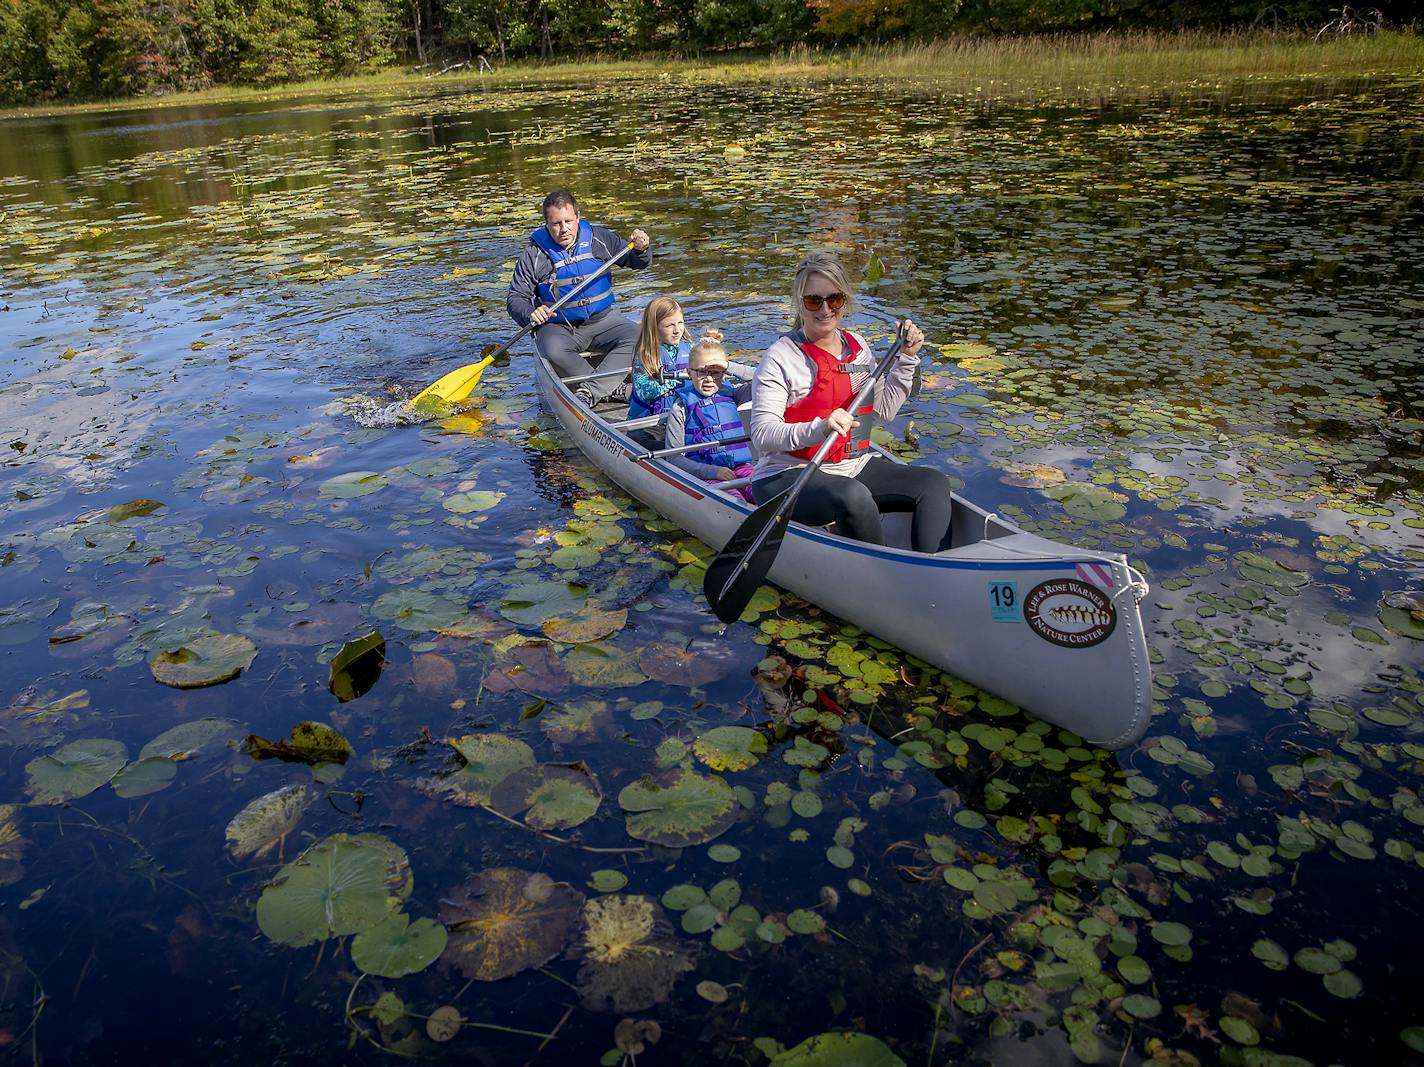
top-left (1023, 578), bottom-right (1117, 648)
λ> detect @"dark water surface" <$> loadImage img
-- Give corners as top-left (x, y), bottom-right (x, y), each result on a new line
top-left (1, 70), bottom-right (1422, 1066)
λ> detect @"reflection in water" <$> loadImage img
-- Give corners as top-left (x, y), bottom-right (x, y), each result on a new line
top-left (0, 71), bottom-right (1421, 1066)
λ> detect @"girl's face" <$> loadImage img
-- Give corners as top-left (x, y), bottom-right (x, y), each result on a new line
top-left (687, 357), bottom-right (728, 397)
top-left (657, 310), bottom-right (685, 346)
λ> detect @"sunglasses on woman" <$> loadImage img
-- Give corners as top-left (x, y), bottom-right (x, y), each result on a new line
top-left (802, 292), bottom-right (847, 312)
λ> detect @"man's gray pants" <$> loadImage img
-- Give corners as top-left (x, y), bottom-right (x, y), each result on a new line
top-left (533, 309), bottom-right (637, 403)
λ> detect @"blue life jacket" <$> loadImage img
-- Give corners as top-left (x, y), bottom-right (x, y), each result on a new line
top-left (531, 219), bottom-right (616, 324)
top-left (627, 340), bottom-right (692, 419)
top-left (678, 382), bottom-right (753, 468)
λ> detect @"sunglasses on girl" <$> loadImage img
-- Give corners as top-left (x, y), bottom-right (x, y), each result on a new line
top-left (802, 292), bottom-right (847, 312)
top-left (691, 366), bottom-right (728, 378)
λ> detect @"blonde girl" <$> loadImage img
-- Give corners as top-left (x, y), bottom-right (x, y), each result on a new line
top-left (628, 296), bottom-right (691, 418)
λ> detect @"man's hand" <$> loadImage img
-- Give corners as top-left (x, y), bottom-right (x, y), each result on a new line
top-left (630, 228), bottom-right (650, 253)
top-left (530, 305), bottom-right (553, 327)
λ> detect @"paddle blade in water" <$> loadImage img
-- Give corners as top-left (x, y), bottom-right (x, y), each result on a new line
top-left (703, 490), bottom-right (792, 623)
top-left (412, 355), bottom-right (495, 405)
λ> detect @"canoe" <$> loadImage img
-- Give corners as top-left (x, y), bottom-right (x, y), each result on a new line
top-left (535, 357), bottom-right (1153, 750)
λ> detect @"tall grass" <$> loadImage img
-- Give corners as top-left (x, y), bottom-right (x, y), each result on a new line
top-left (6, 29), bottom-right (1421, 118)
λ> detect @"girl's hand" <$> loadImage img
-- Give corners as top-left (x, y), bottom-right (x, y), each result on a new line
top-left (826, 408), bottom-right (858, 436)
top-left (898, 318), bottom-right (924, 357)
top-left (716, 467), bottom-right (738, 482)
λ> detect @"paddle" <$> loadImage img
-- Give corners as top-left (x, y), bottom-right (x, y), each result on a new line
top-left (703, 324), bottom-right (910, 624)
top-left (412, 239), bottom-right (636, 405)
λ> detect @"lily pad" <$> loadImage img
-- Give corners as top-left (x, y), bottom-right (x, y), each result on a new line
top-left (139, 718), bottom-right (241, 761)
top-left (439, 867), bottom-right (584, 981)
top-left (425, 734), bottom-right (537, 806)
top-left (256, 833), bottom-right (413, 947)
top-left (692, 726), bottom-right (767, 772)
top-left (371, 588), bottom-right (467, 632)
top-left (319, 470), bottom-right (387, 498)
top-left (769, 1032), bottom-right (906, 1066)
top-left (636, 641), bottom-right (729, 687)
top-left (226, 784), bottom-right (313, 859)
top-left (329, 630), bottom-right (385, 701)
top-left (351, 913), bottom-right (448, 978)
top-left (25, 739), bottom-right (128, 804)
top-left (1379, 591), bottom-right (1424, 640)
top-left (111, 757), bottom-right (177, 798)
top-left (107, 498), bottom-right (165, 522)
top-left (246, 721), bottom-right (352, 766)
top-left (491, 764), bottom-right (602, 830)
top-left (150, 632), bottom-right (257, 688)
top-left (1000, 463), bottom-right (1065, 489)
top-left (563, 643), bottom-right (646, 688)
top-left (544, 606), bottom-right (628, 644)
top-left (443, 489), bottom-right (505, 514)
top-left (1045, 481), bottom-right (1128, 521)
top-left (573, 894), bottom-right (696, 1013)
top-left (618, 769), bottom-right (738, 847)
top-left (499, 580), bottom-right (588, 626)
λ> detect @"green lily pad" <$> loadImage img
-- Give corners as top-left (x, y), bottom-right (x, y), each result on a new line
top-left (618, 769), bottom-right (738, 847)
top-left (1379, 591), bottom-right (1424, 640)
top-left (786, 909), bottom-right (825, 935)
top-left (107, 498), bottom-right (164, 522)
top-left (439, 867), bottom-right (583, 981)
top-left (111, 757), bottom-right (177, 798)
top-left (589, 869), bottom-right (628, 892)
top-left (1045, 481), bottom-right (1128, 521)
top-left (0, 597), bottom-right (60, 646)
top-left (573, 894), bottom-right (695, 1013)
top-left (150, 632), bottom-right (257, 688)
top-left (563, 643), bottom-right (646, 688)
top-left (371, 588), bottom-right (467, 632)
top-left (1234, 551), bottom-right (1308, 593)
top-left (246, 721), bottom-right (352, 766)
top-left (1323, 968), bottom-right (1362, 998)
top-left (1294, 946), bottom-right (1341, 974)
top-left (25, 738), bottom-right (128, 804)
top-left (1220, 1015), bottom-right (1259, 1046)
top-left (256, 833), bottom-right (413, 947)
top-left (769, 1032), bottom-right (906, 1066)
top-left (499, 580), bottom-right (588, 626)
top-left (692, 726), bottom-right (767, 772)
top-left (424, 734), bottom-right (536, 806)
top-left (139, 718), bottom-right (241, 761)
top-left (370, 991), bottom-right (405, 1026)
top-left (491, 764), bottom-right (602, 830)
top-left (329, 630), bottom-right (385, 702)
top-left (319, 471), bottom-right (387, 498)
top-left (443, 489), bottom-right (505, 514)
top-left (351, 913), bottom-right (448, 978)
top-left (1251, 939), bottom-right (1289, 970)
top-left (226, 784), bottom-right (313, 859)
top-left (1151, 921), bottom-right (1192, 947)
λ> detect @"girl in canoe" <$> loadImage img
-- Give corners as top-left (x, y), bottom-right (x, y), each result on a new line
top-left (664, 335), bottom-right (756, 502)
top-left (629, 297), bottom-right (755, 418)
top-left (748, 251), bottom-right (952, 551)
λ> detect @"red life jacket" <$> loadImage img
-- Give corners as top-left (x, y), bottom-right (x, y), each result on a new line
top-left (783, 330), bottom-right (874, 463)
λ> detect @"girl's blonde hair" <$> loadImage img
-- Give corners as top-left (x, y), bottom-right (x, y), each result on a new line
top-left (791, 251), bottom-right (857, 329)
top-left (635, 296), bottom-right (684, 378)
top-left (688, 335), bottom-right (728, 369)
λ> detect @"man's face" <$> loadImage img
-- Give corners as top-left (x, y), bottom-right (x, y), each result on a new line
top-left (544, 203), bottom-right (580, 250)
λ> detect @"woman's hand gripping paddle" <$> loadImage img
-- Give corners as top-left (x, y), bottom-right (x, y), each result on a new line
top-left (703, 324), bottom-right (909, 624)
top-left (412, 240), bottom-right (636, 405)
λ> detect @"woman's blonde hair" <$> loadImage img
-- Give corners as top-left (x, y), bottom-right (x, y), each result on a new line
top-left (635, 296), bottom-right (684, 378)
top-left (791, 251), bottom-right (857, 329)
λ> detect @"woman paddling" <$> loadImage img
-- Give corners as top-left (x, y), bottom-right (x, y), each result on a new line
top-left (747, 251), bottom-right (953, 552)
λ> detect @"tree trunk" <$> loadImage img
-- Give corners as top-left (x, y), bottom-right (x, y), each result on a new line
top-left (412, 0), bottom-right (425, 62)
top-left (540, 4), bottom-right (551, 58)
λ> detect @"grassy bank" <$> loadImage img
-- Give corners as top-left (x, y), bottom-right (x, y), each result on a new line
top-left (4, 29), bottom-right (1421, 119)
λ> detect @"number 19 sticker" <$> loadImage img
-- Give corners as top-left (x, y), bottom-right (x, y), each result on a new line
top-left (988, 581), bottom-right (1019, 622)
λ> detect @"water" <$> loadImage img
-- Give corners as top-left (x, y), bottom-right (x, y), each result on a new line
top-left (1, 71), bottom-right (1422, 1066)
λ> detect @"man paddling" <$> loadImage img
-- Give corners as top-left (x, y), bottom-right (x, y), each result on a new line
top-left (506, 190), bottom-right (651, 405)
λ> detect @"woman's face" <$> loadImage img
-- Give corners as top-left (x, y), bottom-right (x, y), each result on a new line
top-left (800, 271), bottom-right (846, 343)
top-left (657, 310), bottom-right (685, 346)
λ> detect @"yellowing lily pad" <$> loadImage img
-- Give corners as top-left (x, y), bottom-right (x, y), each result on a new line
top-left (319, 471), bottom-right (387, 498)
top-left (544, 606), bottom-right (628, 644)
top-left (439, 867), bottom-right (584, 981)
top-left (150, 632), bottom-right (257, 688)
top-left (563, 644), bottom-right (646, 688)
top-left (1000, 463), bottom-right (1066, 489)
top-left (423, 734), bottom-right (536, 807)
top-left (692, 726), bottom-right (767, 772)
top-left (246, 721), bottom-right (352, 766)
top-left (573, 894), bottom-right (695, 1013)
top-left (256, 833), bottom-right (412, 947)
top-left (770, 1032), bottom-right (906, 1066)
top-left (1045, 481), bottom-right (1128, 521)
top-left (139, 718), bottom-right (241, 761)
top-left (107, 499), bottom-right (164, 522)
top-left (26, 738), bottom-right (128, 804)
top-left (618, 769), bottom-right (738, 847)
top-left (351, 913), bottom-right (449, 979)
top-left (226, 784), bottom-right (313, 859)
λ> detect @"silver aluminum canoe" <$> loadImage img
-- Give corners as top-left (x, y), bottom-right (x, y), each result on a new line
top-left (536, 358), bottom-right (1153, 750)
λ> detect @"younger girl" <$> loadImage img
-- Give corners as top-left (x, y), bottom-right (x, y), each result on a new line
top-left (628, 296), bottom-right (691, 419)
top-left (664, 337), bottom-right (756, 503)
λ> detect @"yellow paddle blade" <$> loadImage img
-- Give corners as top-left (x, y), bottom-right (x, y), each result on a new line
top-left (412, 355), bottom-right (495, 405)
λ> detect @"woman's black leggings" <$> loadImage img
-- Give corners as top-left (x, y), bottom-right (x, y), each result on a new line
top-left (751, 457), bottom-right (953, 553)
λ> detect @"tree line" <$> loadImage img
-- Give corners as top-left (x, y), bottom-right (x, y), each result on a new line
top-left (0, 0), bottom-right (1408, 105)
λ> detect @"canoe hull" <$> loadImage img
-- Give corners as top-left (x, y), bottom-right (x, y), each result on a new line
top-left (537, 361), bottom-right (1152, 750)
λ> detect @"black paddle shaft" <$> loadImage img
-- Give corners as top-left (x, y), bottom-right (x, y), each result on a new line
top-left (703, 327), bottom-right (910, 624)
top-left (482, 241), bottom-right (634, 366)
